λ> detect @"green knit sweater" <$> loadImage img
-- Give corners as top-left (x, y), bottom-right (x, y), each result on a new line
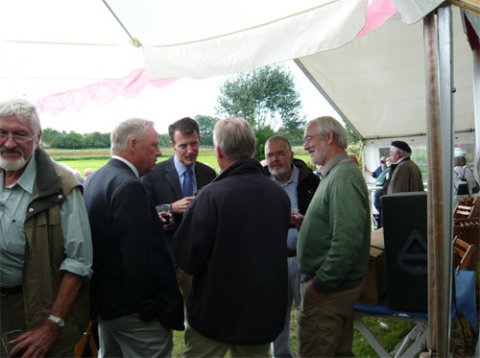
top-left (298, 156), bottom-right (370, 293)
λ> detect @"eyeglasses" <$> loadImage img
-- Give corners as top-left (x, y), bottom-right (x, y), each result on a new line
top-left (0, 131), bottom-right (35, 143)
top-left (303, 134), bottom-right (320, 145)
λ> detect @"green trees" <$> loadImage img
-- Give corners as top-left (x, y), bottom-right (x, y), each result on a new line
top-left (216, 65), bottom-right (304, 158)
top-left (42, 128), bottom-right (110, 149)
top-left (195, 115), bottom-right (217, 146)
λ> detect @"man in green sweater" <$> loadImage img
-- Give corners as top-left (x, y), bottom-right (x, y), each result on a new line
top-left (298, 116), bottom-right (370, 357)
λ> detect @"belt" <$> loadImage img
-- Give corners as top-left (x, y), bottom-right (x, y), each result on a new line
top-left (0, 286), bottom-right (23, 296)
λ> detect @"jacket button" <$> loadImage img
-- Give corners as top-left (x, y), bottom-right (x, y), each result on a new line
top-left (28, 207), bottom-right (34, 212)
top-left (58, 195), bottom-right (63, 200)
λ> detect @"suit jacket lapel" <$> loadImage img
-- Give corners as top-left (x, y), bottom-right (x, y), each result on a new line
top-left (194, 165), bottom-right (208, 188)
top-left (165, 157), bottom-right (182, 198)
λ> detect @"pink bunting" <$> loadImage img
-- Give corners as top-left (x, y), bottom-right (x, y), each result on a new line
top-left (37, 69), bottom-right (176, 114)
top-left (359, 0), bottom-right (397, 37)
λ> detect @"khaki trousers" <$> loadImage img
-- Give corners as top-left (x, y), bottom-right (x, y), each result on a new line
top-left (297, 281), bottom-right (364, 358)
top-left (183, 326), bottom-right (270, 358)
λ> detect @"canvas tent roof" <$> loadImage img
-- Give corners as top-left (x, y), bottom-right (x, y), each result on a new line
top-left (1, 0), bottom-right (477, 142)
top-left (295, 6), bottom-right (476, 140)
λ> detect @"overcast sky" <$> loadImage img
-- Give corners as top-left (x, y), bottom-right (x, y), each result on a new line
top-left (2, 61), bottom-right (338, 135)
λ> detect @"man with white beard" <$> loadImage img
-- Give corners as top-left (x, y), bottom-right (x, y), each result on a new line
top-left (0, 99), bottom-right (92, 357)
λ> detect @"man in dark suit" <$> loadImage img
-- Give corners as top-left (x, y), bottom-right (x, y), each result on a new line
top-left (142, 117), bottom-right (216, 304)
top-left (84, 118), bottom-right (183, 358)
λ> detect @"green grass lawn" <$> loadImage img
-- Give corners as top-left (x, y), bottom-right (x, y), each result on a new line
top-left (47, 147), bottom-right (313, 176)
top-left (170, 311), bottom-right (413, 357)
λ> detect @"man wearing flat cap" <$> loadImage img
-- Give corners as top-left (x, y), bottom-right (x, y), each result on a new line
top-left (383, 140), bottom-right (424, 194)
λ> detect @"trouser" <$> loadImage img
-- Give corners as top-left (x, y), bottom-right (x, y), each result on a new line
top-left (272, 256), bottom-right (301, 358)
top-left (1, 290), bottom-right (78, 357)
top-left (297, 281), bottom-right (364, 358)
top-left (183, 326), bottom-right (270, 358)
top-left (98, 313), bottom-right (173, 358)
top-left (177, 267), bottom-right (192, 318)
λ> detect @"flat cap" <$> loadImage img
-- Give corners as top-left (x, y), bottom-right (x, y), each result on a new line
top-left (391, 140), bottom-right (412, 154)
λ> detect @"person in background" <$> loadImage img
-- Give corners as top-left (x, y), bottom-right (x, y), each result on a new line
top-left (264, 136), bottom-right (319, 358)
top-left (383, 140), bottom-right (423, 194)
top-left (453, 155), bottom-right (478, 199)
top-left (84, 118), bottom-right (184, 357)
top-left (142, 117), bottom-right (216, 307)
top-left (298, 116), bottom-right (370, 357)
top-left (365, 156), bottom-right (386, 179)
top-left (173, 117), bottom-right (291, 358)
top-left (0, 98), bottom-right (92, 357)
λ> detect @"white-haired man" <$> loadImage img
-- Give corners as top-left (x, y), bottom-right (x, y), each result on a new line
top-left (173, 118), bottom-right (291, 357)
top-left (0, 99), bottom-right (92, 357)
top-left (84, 118), bottom-right (184, 357)
top-left (298, 116), bottom-right (370, 357)
top-left (384, 140), bottom-right (423, 194)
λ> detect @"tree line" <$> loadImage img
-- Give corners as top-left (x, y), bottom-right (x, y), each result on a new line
top-left (42, 114), bottom-right (218, 149)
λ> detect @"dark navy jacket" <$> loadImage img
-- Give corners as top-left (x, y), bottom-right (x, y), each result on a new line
top-left (84, 159), bottom-right (184, 330)
top-left (173, 159), bottom-right (291, 344)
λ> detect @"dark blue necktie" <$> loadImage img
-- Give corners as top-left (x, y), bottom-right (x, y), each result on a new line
top-left (182, 168), bottom-right (194, 197)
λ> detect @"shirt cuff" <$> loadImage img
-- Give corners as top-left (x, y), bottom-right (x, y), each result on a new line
top-left (60, 258), bottom-right (93, 278)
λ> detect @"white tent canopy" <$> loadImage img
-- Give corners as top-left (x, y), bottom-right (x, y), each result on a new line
top-left (1, 1), bottom-right (479, 354)
top-left (1, 0), bottom-right (476, 142)
top-left (296, 7), bottom-right (475, 140)
top-left (0, 0), bottom-right (366, 80)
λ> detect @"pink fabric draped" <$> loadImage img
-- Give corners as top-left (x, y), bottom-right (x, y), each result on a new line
top-left (359, 0), bottom-right (397, 36)
top-left (37, 69), bottom-right (176, 114)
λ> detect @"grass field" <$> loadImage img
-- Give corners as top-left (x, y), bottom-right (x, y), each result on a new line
top-left (47, 147), bottom-right (313, 176)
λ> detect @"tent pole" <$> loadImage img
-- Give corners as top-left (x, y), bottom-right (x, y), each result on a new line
top-left (436, 6), bottom-right (454, 356)
top-left (422, 5), bottom-right (454, 357)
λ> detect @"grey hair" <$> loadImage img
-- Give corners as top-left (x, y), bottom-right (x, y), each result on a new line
top-left (390, 146), bottom-right (410, 158)
top-left (213, 117), bottom-right (256, 160)
top-left (111, 118), bottom-right (154, 155)
top-left (308, 116), bottom-right (347, 149)
top-left (265, 135), bottom-right (292, 155)
top-left (0, 99), bottom-right (42, 135)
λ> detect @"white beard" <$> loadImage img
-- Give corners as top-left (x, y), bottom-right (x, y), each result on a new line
top-left (0, 143), bottom-right (35, 172)
top-left (0, 155), bottom-right (27, 171)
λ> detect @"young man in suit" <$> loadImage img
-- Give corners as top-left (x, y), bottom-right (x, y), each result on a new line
top-left (84, 118), bottom-right (184, 358)
top-left (142, 117), bottom-right (217, 305)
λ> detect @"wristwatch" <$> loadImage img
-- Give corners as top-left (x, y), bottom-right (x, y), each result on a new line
top-left (48, 314), bottom-right (65, 327)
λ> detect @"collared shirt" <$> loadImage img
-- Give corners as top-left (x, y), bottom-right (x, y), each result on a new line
top-left (0, 156), bottom-right (93, 287)
top-left (174, 155), bottom-right (197, 194)
top-left (319, 151), bottom-right (350, 179)
top-left (270, 164), bottom-right (299, 250)
top-left (112, 155), bottom-right (139, 178)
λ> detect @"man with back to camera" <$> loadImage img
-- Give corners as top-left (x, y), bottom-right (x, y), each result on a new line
top-left (264, 135), bottom-right (319, 358)
top-left (0, 98), bottom-right (92, 357)
top-left (173, 117), bottom-right (291, 357)
top-left (298, 116), bottom-right (370, 357)
top-left (142, 117), bottom-right (216, 305)
top-left (83, 118), bottom-right (184, 357)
